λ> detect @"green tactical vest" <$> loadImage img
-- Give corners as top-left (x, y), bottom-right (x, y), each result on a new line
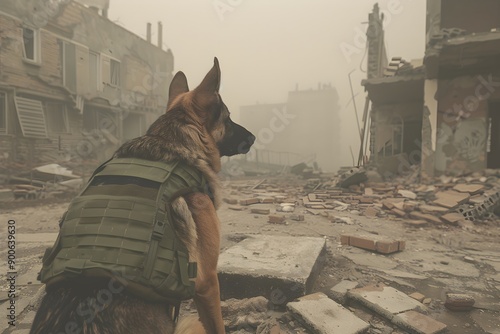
top-left (40, 158), bottom-right (210, 303)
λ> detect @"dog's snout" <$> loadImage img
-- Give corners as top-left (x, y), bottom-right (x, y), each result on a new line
top-left (247, 134), bottom-right (256, 146)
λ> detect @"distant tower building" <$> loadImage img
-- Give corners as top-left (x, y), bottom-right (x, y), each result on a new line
top-left (240, 84), bottom-right (341, 172)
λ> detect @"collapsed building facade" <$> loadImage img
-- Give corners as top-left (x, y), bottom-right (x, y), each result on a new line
top-left (0, 0), bottom-right (173, 168)
top-left (362, 0), bottom-right (500, 180)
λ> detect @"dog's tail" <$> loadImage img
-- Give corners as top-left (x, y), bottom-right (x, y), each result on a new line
top-left (175, 315), bottom-right (207, 334)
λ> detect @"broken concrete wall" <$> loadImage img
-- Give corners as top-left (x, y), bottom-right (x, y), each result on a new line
top-left (434, 75), bottom-right (500, 175)
top-left (425, 0), bottom-right (441, 48)
top-left (370, 102), bottom-right (423, 176)
top-left (421, 79), bottom-right (439, 180)
top-left (0, 0), bottom-right (173, 166)
top-left (440, 0), bottom-right (500, 34)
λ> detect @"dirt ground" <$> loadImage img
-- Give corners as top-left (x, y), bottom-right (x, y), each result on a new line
top-left (1, 174), bottom-right (499, 334)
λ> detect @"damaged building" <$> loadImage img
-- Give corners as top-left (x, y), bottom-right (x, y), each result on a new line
top-left (362, 0), bottom-right (500, 180)
top-left (0, 0), bottom-right (173, 169)
top-left (240, 84), bottom-right (341, 173)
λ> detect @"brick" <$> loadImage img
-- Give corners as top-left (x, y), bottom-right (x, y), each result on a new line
top-left (290, 214), bottom-right (305, 221)
top-left (341, 234), bottom-right (404, 254)
top-left (364, 187), bottom-right (374, 196)
top-left (409, 211), bottom-right (442, 224)
top-left (453, 184), bottom-right (484, 194)
top-left (409, 292), bottom-right (426, 302)
top-left (376, 240), bottom-right (402, 254)
top-left (229, 206), bottom-right (244, 211)
top-left (268, 215), bottom-right (286, 224)
top-left (440, 212), bottom-right (464, 225)
top-left (251, 208), bottom-right (270, 215)
top-left (239, 198), bottom-right (261, 206)
top-left (260, 197), bottom-right (275, 204)
top-left (444, 293), bottom-right (475, 311)
top-left (348, 235), bottom-right (377, 251)
top-left (419, 204), bottom-right (449, 214)
top-left (382, 200), bottom-right (395, 209)
top-left (433, 190), bottom-right (470, 209)
top-left (398, 189), bottom-right (417, 199)
top-left (340, 235), bottom-right (351, 245)
top-left (359, 197), bottom-right (374, 204)
top-left (391, 208), bottom-right (406, 217)
top-left (405, 220), bottom-right (429, 227)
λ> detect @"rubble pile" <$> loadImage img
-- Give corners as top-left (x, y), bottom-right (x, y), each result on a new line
top-left (0, 162), bottom-right (89, 201)
top-left (222, 168), bottom-right (500, 228)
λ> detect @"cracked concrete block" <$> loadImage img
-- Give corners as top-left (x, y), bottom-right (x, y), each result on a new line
top-left (392, 310), bottom-right (447, 334)
top-left (218, 235), bottom-right (326, 305)
top-left (329, 280), bottom-right (359, 304)
top-left (287, 293), bottom-right (369, 334)
top-left (347, 285), bottom-right (426, 321)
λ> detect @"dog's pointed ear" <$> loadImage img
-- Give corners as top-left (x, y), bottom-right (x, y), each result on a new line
top-left (167, 71), bottom-right (189, 109)
top-left (195, 57), bottom-right (221, 95)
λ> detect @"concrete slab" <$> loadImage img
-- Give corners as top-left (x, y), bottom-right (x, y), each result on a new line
top-left (218, 235), bottom-right (326, 305)
top-left (340, 247), bottom-right (398, 270)
top-left (392, 311), bottom-right (447, 334)
top-left (347, 285), bottom-right (426, 321)
top-left (287, 293), bottom-right (369, 334)
top-left (329, 280), bottom-right (359, 304)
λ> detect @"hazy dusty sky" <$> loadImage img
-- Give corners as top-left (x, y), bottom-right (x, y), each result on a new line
top-left (109, 0), bottom-right (426, 166)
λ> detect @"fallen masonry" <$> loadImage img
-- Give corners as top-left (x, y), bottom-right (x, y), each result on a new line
top-left (218, 235), bottom-right (326, 305)
top-left (341, 234), bottom-right (406, 254)
top-left (347, 284), bottom-right (427, 320)
top-left (287, 292), bottom-right (370, 334)
top-left (347, 284), bottom-right (447, 333)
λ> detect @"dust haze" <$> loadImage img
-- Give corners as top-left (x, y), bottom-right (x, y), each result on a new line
top-left (109, 0), bottom-right (426, 172)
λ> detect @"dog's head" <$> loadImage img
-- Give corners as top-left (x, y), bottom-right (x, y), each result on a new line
top-left (166, 58), bottom-right (255, 157)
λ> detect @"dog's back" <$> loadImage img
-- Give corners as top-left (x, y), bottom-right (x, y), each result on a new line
top-left (30, 58), bottom-right (254, 334)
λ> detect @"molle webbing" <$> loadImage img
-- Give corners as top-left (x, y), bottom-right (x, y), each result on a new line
top-left (40, 158), bottom-right (207, 302)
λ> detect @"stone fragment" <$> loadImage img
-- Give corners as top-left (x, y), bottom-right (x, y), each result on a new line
top-left (287, 293), bottom-right (370, 334)
top-left (268, 215), bottom-right (286, 224)
top-left (218, 236), bottom-right (326, 304)
top-left (341, 234), bottom-right (405, 254)
top-left (392, 310), bottom-right (447, 334)
top-left (409, 292), bottom-right (426, 302)
top-left (444, 293), bottom-right (475, 311)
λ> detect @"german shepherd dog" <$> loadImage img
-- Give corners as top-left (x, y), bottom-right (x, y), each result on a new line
top-left (30, 58), bottom-right (255, 334)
